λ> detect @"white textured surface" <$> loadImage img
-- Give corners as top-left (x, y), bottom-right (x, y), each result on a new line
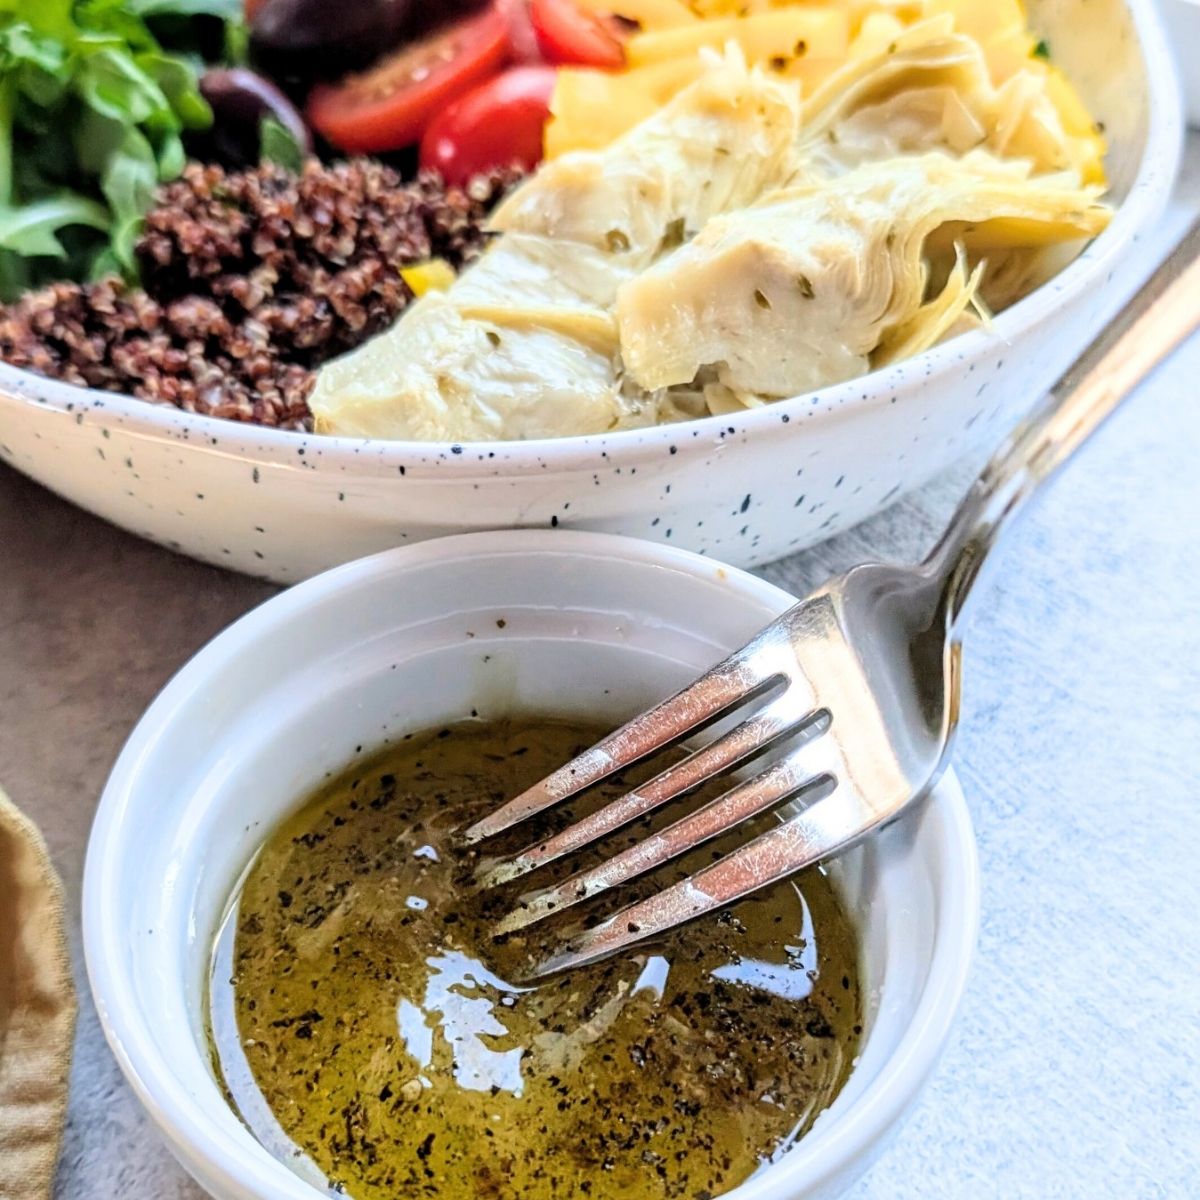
top-left (0, 140), bottom-right (1196, 1200)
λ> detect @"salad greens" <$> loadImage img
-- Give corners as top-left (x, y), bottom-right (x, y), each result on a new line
top-left (0, 0), bottom-right (240, 298)
top-left (259, 114), bottom-right (302, 172)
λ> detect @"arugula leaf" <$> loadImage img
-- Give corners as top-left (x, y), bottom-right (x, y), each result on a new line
top-left (72, 105), bottom-right (125, 175)
top-left (156, 127), bottom-right (185, 179)
top-left (0, 0), bottom-right (236, 295)
top-left (260, 115), bottom-right (303, 172)
top-left (100, 125), bottom-right (157, 271)
top-left (128, 0), bottom-right (241, 17)
top-left (139, 50), bottom-right (211, 128)
top-left (1, 22), bottom-right (67, 79)
top-left (74, 43), bottom-right (173, 124)
top-left (223, 14), bottom-right (247, 65)
top-left (2, 3), bottom-right (77, 44)
top-left (0, 191), bottom-right (108, 257)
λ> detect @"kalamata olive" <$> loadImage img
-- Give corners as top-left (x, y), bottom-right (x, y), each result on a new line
top-left (250, 0), bottom-right (413, 64)
top-left (193, 68), bottom-right (313, 169)
top-left (407, 0), bottom-right (494, 37)
top-left (248, 0), bottom-right (491, 87)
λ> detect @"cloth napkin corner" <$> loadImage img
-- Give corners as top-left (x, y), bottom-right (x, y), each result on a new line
top-left (0, 788), bottom-right (76, 1200)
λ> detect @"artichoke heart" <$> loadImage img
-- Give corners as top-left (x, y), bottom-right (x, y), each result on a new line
top-left (796, 22), bottom-right (1105, 186)
top-left (490, 48), bottom-right (801, 267)
top-left (616, 151), bottom-right (1109, 399)
top-left (311, 295), bottom-right (636, 442)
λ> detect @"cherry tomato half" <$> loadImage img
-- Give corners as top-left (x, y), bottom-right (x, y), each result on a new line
top-left (419, 65), bottom-right (556, 187)
top-left (495, 0), bottom-right (544, 63)
top-left (529, 0), bottom-right (624, 69)
top-left (307, 9), bottom-right (510, 154)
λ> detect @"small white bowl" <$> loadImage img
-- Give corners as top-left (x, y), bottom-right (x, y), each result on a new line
top-left (0, 0), bottom-right (1182, 584)
top-left (83, 531), bottom-right (979, 1200)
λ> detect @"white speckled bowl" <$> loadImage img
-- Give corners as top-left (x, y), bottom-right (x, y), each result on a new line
top-left (0, 0), bottom-right (1182, 584)
top-left (83, 531), bottom-right (979, 1200)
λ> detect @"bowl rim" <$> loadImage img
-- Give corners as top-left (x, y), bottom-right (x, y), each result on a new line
top-left (1, 0), bottom-right (1182, 479)
top-left (82, 529), bottom-right (980, 1200)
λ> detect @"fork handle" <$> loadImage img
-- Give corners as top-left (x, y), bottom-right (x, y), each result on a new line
top-left (926, 215), bottom-right (1200, 630)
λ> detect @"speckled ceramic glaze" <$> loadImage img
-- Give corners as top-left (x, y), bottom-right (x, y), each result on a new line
top-left (0, 0), bottom-right (1182, 584)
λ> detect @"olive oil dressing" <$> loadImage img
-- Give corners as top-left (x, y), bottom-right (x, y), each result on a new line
top-left (208, 718), bottom-right (862, 1200)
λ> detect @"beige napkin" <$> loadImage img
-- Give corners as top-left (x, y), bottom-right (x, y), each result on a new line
top-left (0, 789), bottom-right (75, 1200)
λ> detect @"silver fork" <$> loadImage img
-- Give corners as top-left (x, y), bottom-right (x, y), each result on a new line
top-left (465, 216), bottom-right (1200, 976)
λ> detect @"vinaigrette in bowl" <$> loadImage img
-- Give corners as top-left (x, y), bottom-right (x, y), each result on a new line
top-left (209, 717), bottom-right (863, 1200)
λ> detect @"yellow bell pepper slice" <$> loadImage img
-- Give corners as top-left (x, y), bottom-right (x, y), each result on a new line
top-left (400, 259), bottom-right (456, 297)
top-left (625, 10), bottom-right (851, 69)
top-left (545, 58), bottom-right (708, 156)
top-left (574, 0), bottom-right (699, 30)
top-left (984, 28), bottom-right (1040, 82)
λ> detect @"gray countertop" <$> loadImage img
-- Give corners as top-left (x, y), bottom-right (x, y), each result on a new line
top-left (3, 143), bottom-right (1198, 1200)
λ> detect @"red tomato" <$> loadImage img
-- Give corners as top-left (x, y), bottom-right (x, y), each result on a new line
top-left (419, 66), bottom-right (556, 186)
top-left (244, 0), bottom-right (266, 18)
top-left (495, 0), bottom-right (544, 63)
top-left (529, 0), bottom-right (624, 69)
top-left (307, 10), bottom-right (510, 153)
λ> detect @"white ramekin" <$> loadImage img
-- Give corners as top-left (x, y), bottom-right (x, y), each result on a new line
top-left (83, 531), bottom-right (979, 1200)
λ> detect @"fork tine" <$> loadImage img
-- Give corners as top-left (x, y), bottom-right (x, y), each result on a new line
top-left (476, 698), bottom-right (825, 888)
top-left (528, 784), bottom-right (888, 977)
top-left (493, 733), bottom-right (835, 936)
top-left (461, 655), bottom-right (775, 844)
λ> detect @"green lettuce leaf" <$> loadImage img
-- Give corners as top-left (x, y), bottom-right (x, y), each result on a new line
top-left (100, 125), bottom-right (157, 271)
top-left (260, 115), bottom-right (303, 173)
top-left (139, 49), bottom-right (211, 128)
top-left (128, 0), bottom-right (241, 17)
top-left (0, 191), bottom-right (108, 256)
top-left (0, 0), bottom-right (233, 296)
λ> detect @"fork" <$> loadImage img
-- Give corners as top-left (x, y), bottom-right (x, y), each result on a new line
top-left (465, 216), bottom-right (1200, 977)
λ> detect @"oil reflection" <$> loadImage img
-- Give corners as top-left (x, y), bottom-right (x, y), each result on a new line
top-left (399, 950), bottom-right (529, 1096)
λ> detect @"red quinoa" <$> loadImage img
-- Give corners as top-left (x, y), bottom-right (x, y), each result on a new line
top-left (0, 158), bottom-right (524, 430)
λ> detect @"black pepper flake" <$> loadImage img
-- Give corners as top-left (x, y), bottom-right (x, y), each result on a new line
top-left (805, 1013), bottom-right (834, 1039)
